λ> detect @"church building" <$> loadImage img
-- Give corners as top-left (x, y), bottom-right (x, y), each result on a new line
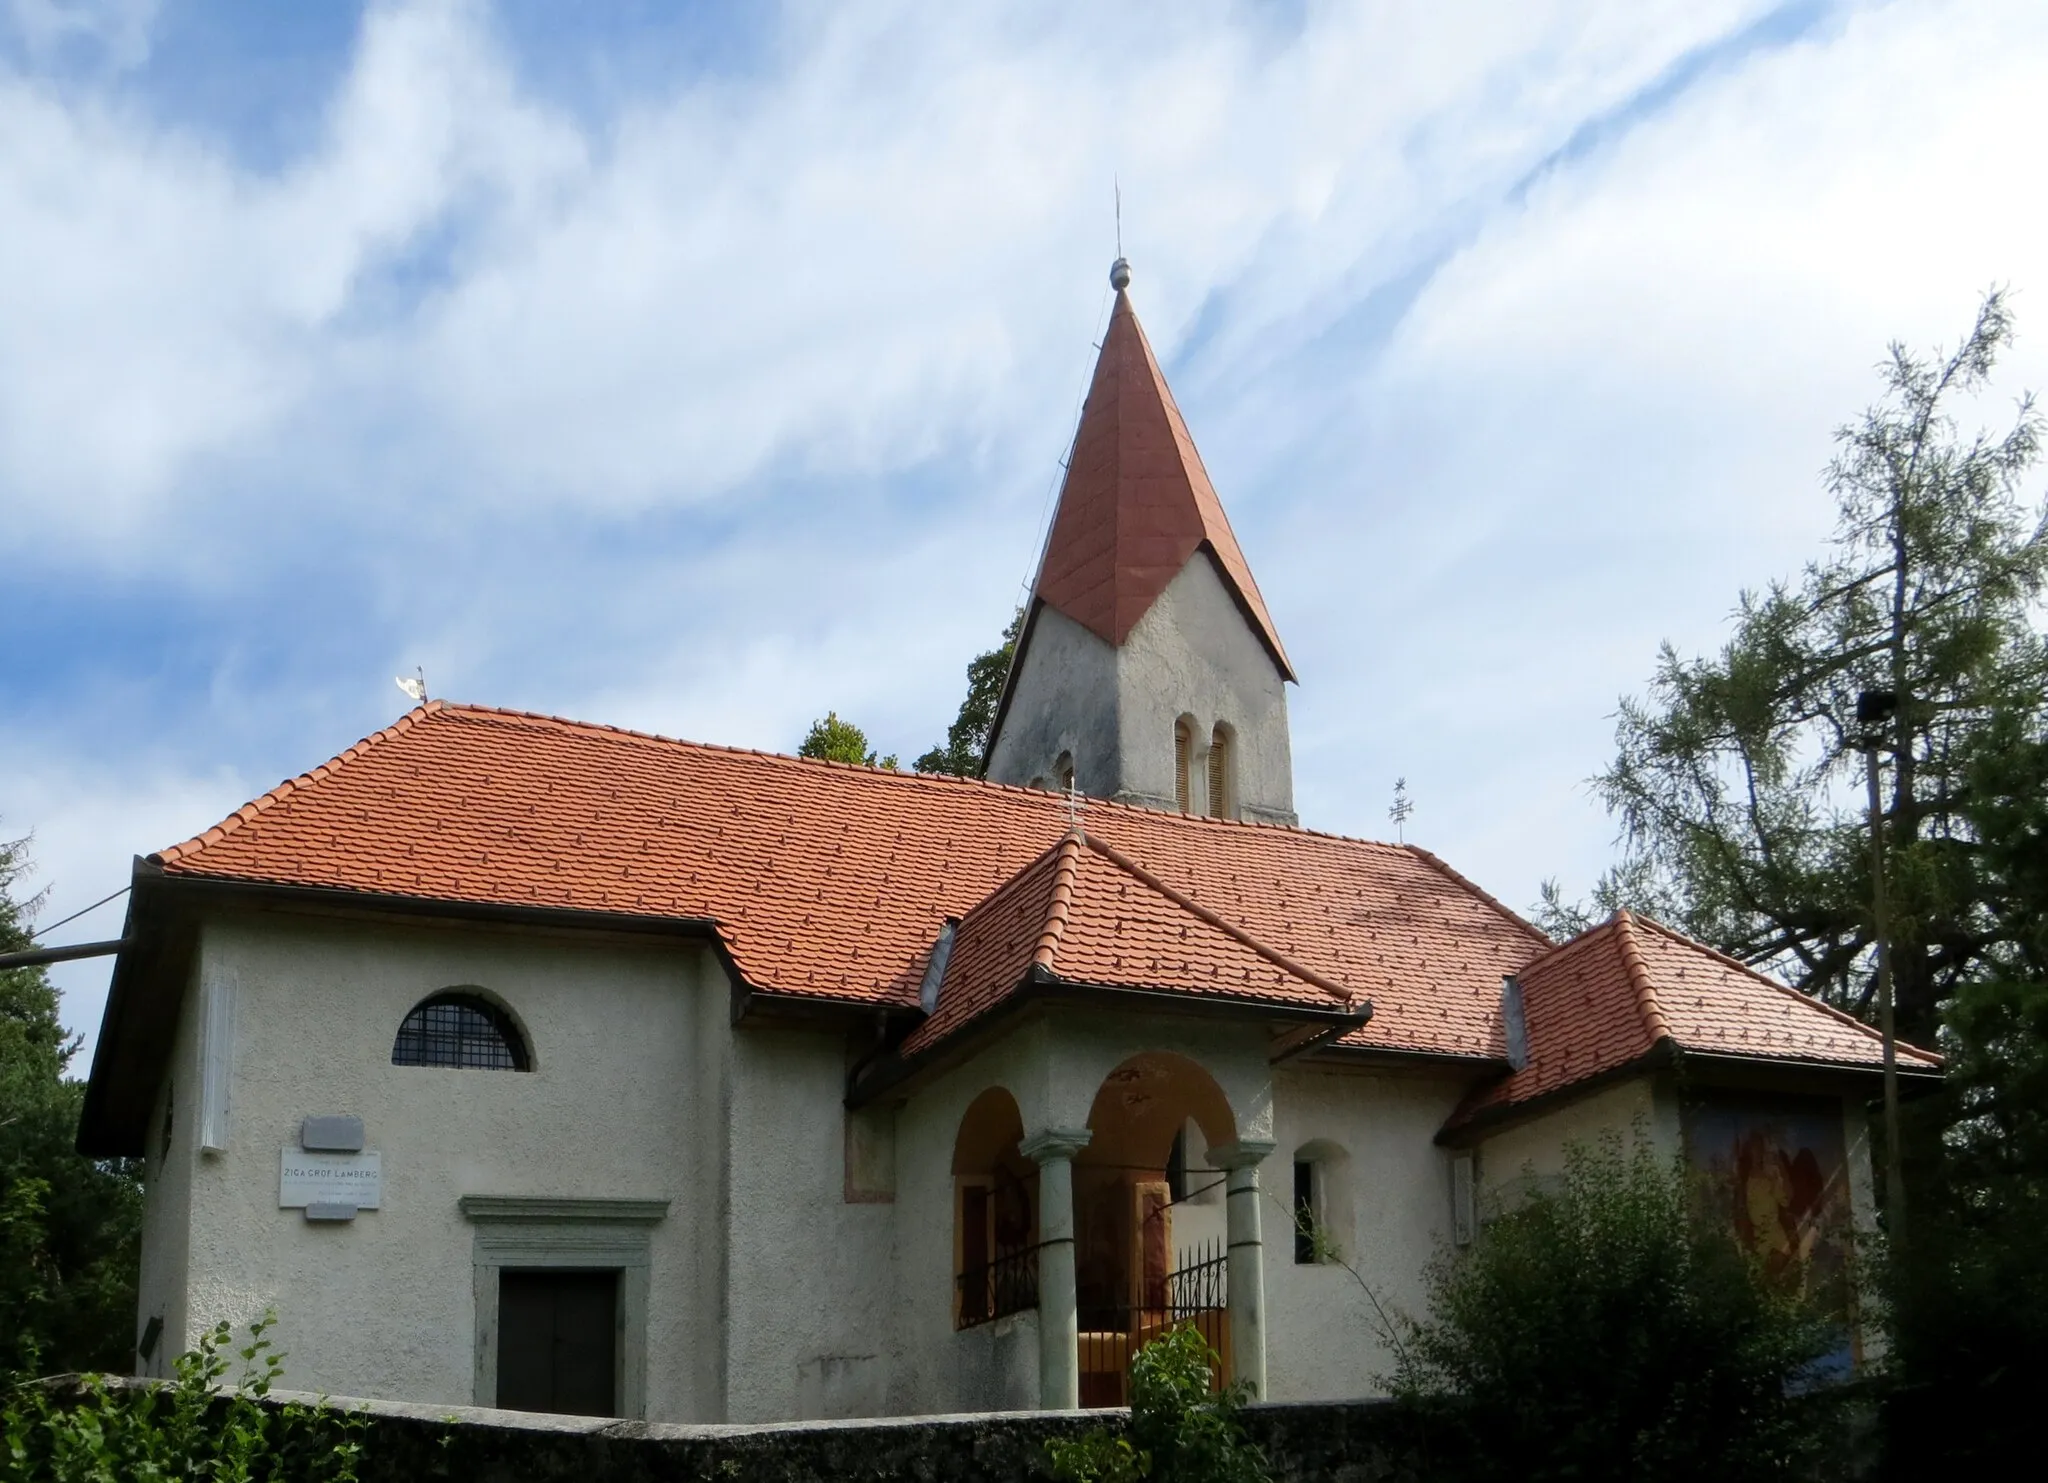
top-left (79, 262), bottom-right (1936, 1423)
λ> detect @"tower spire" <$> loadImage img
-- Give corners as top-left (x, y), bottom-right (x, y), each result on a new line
top-left (1026, 270), bottom-right (1291, 677)
top-left (983, 265), bottom-right (1300, 827)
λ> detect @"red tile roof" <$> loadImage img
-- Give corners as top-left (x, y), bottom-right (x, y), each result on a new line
top-left (902, 830), bottom-right (1356, 1054)
top-left (152, 702), bottom-right (1541, 1060)
top-left (1030, 290), bottom-right (1293, 679)
top-left (1446, 910), bottom-right (1941, 1131)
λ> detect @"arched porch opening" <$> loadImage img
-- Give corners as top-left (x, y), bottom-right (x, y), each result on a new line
top-left (1074, 1052), bottom-right (1237, 1405)
top-left (951, 1087), bottom-right (1039, 1329)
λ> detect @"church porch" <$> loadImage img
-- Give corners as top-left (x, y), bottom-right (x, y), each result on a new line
top-left (911, 1007), bottom-right (1284, 1412)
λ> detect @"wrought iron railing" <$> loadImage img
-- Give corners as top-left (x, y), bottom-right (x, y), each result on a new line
top-left (956, 1242), bottom-right (1041, 1329)
top-left (1077, 1240), bottom-right (1230, 1407)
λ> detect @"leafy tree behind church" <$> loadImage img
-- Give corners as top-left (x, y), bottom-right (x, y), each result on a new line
top-left (1, 826), bottom-right (143, 1377)
top-left (916, 608), bottom-right (1022, 777)
top-left (1552, 291), bottom-right (2046, 1047)
top-left (798, 711), bottom-right (897, 770)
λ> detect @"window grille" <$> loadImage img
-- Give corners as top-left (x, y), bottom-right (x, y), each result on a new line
top-left (392, 992), bottom-right (530, 1071)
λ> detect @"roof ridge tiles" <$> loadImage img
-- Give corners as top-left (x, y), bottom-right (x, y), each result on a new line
top-left (414, 703), bottom-right (1440, 848)
top-left (1032, 831), bottom-right (1085, 969)
top-left (1613, 909), bottom-right (1673, 1047)
top-left (1625, 911), bottom-right (1941, 1066)
top-left (154, 701), bottom-right (446, 867)
top-left (1403, 845), bottom-right (1554, 947)
top-left (1518, 915), bottom-right (1624, 975)
top-left (1081, 831), bottom-right (1354, 1004)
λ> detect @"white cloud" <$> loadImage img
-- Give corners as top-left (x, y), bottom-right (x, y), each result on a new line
top-left (0, 0), bottom-right (1769, 548)
top-left (1282, 0), bottom-right (2048, 901)
top-left (6, 0), bottom-right (2048, 1048)
top-left (0, 739), bottom-right (252, 1066)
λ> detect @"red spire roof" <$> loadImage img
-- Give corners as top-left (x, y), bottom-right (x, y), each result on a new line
top-left (1031, 288), bottom-right (1294, 679)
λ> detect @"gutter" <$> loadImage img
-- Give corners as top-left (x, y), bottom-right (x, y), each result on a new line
top-left (1435, 1040), bottom-right (1680, 1149)
top-left (1266, 1007), bottom-right (1375, 1064)
top-left (132, 865), bottom-right (731, 949)
top-left (845, 965), bottom-right (1369, 1109)
top-left (1434, 1038), bottom-right (1945, 1148)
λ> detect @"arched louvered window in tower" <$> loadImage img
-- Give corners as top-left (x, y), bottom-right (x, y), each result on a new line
top-left (1173, 720), bottom-right (1193, 813)
top-left (392, 992), bottom-right (531, 1071)
top-left (1208, 725), bottom-right (1232, 819)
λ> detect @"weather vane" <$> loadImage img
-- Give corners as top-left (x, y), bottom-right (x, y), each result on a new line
top-left (1389, 778), bottom-right (1414, 844)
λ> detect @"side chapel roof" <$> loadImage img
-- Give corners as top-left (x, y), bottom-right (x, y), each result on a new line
top-left (1444, 910), bottom-right (1942, 1135)
top-left (1029, 287), bottom-right (1294, 679)
top-left (903, 828), bottom-right (1358, 1055)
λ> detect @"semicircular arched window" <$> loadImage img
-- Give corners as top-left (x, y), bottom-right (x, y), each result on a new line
top-left (391, 992), bottom-right (531, 1071)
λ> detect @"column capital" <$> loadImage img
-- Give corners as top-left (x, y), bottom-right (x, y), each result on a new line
top-left (1020, 1126), bottom-right (1093, 1165)
top-left (1208, 1139), bottom-right (1276, 1171)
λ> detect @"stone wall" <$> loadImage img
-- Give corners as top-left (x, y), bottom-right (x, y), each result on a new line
top-left (273, 1390), bottom-right (1430, 1482)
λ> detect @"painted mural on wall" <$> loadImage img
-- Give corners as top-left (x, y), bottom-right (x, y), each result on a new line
top-left (1685, 1097), bottom-right (1854, 1313)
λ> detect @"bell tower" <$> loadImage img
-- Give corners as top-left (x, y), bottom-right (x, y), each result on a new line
top-left (984, 261), bottom-right (1297, 826)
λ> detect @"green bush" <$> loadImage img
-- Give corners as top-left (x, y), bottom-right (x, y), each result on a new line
top-left (2, 1313), bottom-right (364, 1483)
top-left (1047, 1323), bottom-right (1268, 1483)
top-left (1389, 1133), bottom-right (1841, 1483)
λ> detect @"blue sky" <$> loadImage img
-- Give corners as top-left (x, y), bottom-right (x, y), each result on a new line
top-left (4, 0), bottom-right (2046, 1060)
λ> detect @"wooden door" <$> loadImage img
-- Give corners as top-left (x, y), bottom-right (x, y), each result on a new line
top-left (497, 1269), bottom-right (619, 1417)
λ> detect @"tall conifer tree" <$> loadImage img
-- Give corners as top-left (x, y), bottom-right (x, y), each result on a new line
top-left (1576, 293), bottom-right (2047, 1043)
top-left (1, 826), bottom-right (142, 1376)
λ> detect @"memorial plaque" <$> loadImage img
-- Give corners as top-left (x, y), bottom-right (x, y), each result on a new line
top-left (279, 1149), bottom-right (381, 1210)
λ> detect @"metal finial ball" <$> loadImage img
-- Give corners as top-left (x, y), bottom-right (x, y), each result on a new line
top-left (1109, 257), bottom-right (1131, 291)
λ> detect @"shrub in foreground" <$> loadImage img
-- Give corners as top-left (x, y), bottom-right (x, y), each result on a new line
top-left (1048, 1323), bottom-right (1268, 1483)
top-left (1390, 1134), bottom-right (1842, 1483)
top-left (2, 1313), bottom-right (362, 1483)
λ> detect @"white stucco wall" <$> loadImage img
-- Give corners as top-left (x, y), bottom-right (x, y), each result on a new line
top-left (1474, 1076), bottom-right (1679, 1213)
top-left (135, 952), bottom-right (204, 1379)
top-left (987, 556), bottom-right (1294, 825)
top-left (1262, 1062), bottom-right (1472, 1402)
top-left (138, 907), bottom-right (1897, 1424)
top-left (721, 1025), bottom-right (898, 1423)
top-left (985, 604), bottom-right (1121, 799)
top-left (166, 910), bottom-right (723, 1420)
top-left (1116, 554), bottom-right (1294, 825)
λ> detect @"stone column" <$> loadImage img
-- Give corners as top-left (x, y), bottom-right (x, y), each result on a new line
top-left (1210, 1139), bottom-right (1276, 1398)
top-left (1020, 1126), bottom-right (1092, 1410)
